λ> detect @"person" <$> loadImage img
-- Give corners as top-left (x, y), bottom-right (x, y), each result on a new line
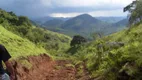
top-left (0, 44), bottom-right (15, 80)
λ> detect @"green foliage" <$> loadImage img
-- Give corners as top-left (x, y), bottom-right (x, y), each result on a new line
top-left (67, 35), bottom-right (87, 55)
top-left (91, 31), bottom-right (104, 40)
top-left (0, 8), bottom-right (71, 58)
top-left (18, 16), bottom-right (32, 26)
top-left (0, 25), bottom-right (47, 58)
top-left (70, 35), bottom-right (87, 47)
top-left (70, 23), bottom-right (142, 79)
top-left (124, 0), bottom-right (142, 25)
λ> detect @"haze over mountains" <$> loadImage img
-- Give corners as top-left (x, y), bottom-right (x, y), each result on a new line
top-left (96, 17), bottom-right (126, 23)
top-left (32, 14), bottom-right (128, 39)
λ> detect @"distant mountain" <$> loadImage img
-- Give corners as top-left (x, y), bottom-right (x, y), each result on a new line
top-left (96, 17), bottom-right (125, 23)
top-left (32, 16), bottom-right (70, 25)
top-left (112, 18), bottom-right (129, 27)
top-left (32, 16), bottom-right (54, 25)
top-left (53, 17), bottom-right (71, 21)
top-left (60, 14), bottom-right (111, 38)
top-left (42, 19), bottom-right (64, 28)
top-left (34, 14), bottom-right (128, 39)
top-left (61, 14), bottom-right (101, 29)
top-left (103, 18), bottom-right (128, 34)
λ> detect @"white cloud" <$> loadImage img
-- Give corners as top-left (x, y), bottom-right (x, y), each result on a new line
top-left (49, 13), bottom-right (82, 17)
top-left (49, 9), bottom-right (127, 17)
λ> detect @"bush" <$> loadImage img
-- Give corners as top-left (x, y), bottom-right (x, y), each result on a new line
top-left (70, 35), bottom-right (87, 47)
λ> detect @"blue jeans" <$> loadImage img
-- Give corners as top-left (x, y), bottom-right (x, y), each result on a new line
top-left (0, 73), bottom-right (10, 80)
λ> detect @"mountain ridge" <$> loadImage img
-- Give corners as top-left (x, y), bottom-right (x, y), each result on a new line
top-left (39, 14), bottom-right (128, 39)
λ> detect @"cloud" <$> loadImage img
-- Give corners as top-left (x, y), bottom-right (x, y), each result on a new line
top-left (0, 0), bottom-right (134, 17)
top-left (50, 9), bottom-right (127, 17)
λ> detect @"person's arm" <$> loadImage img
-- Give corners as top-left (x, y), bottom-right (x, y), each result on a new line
top-left (0, 45), bottom-right (16, 80)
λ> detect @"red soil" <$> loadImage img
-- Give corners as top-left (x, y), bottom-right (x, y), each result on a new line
top-left (12, 54), bottom-right (91, 80)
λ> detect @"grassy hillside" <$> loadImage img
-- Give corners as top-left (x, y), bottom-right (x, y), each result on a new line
top-left (0, 25), bottom-right (47, 58)
top-left (27, 27), bottom-right (71, 54)
top-left (0, 9), bottom-right (71, 55)
top-left (69, 24), bottom-right (142, 80)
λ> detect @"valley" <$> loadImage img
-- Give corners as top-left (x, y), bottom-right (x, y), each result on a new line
top-left (0, 0), bottom-right (142, 79)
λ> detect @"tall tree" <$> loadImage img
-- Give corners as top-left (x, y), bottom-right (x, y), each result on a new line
top-left (124, 0), bottom-right (142, 25)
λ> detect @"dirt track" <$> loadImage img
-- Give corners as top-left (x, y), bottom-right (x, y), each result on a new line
top-left (12, 54), bottom-right (91, 80)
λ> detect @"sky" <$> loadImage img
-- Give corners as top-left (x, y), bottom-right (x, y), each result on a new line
top-left (0, 0), bottom-right (134, 18)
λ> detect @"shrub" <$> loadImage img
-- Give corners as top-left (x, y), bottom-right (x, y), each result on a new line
top-left (70, 35), bottom-right (87, 47)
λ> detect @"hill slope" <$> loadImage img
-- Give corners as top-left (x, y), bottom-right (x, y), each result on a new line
top-left (0, 9), bottom-right (71, 56)
top-left (103, 18), bottom-right (128, 34)
top-left (70, 24), bottom-right (142, 80)
top-left (0, 25), bottom-right (47, 58)
top-left (112, 18), bottom-right (128, 27)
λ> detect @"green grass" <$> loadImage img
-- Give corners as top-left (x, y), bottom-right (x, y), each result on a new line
top-left (70, 24), bottom-right (142, 79)
top-left (0, 25), bottom-right (47, 58)
top-left (0, 9), bottom-right (72, 59)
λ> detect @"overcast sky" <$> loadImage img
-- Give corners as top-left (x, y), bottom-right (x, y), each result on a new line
top-left (0, 0), bottom-right (134, 18)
